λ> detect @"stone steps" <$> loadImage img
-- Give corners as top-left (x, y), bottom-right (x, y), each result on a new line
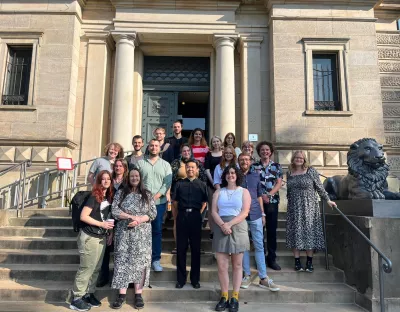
top-left (0, 263), bottom-right (344, 283)
top-left (0, 280), bottom-right (356, 304)
top-left (0, 226), bottom-right (77, 238)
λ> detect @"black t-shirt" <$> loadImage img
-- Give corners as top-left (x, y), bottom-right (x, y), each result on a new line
top-left (204, 152), bottom-right (222, 187)
top-left (81, 195), bottom-right (112, 238)
top-left (172, 178), bottom-right (208, 211)
top-left (167, 136), bottom-right (188, 161)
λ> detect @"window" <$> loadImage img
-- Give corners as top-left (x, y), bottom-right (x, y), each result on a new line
top-left (313, 53), bottom-right (340, 111)
top-left (303, 38), bottom-right (352, 115)
top-left (2, 46), bottom-right (33, 105)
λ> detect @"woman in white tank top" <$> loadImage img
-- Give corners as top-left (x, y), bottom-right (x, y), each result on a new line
top-left (211, 165), bottom-right (251, 312)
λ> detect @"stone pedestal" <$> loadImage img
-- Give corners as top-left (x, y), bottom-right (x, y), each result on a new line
top-left (328, 200), bottom-right (400, 218)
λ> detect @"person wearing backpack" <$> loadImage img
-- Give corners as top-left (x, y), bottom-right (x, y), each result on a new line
top-left (68, 170), bottom-right (114, 312)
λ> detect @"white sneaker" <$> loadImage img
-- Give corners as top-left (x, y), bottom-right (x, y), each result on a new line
top-left (152, 260), bottom-right (163, 272)
top-left (240, 275), bottom-right (252, 289)
top-left (259, 277), bottom-right (280, 292)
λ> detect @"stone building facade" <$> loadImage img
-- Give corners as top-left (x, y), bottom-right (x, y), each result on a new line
top-left (0, 0), bottom-right (399, 179)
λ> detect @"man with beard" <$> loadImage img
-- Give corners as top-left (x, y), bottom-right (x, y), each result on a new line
top-left (167, 120), bottom-right (188, 161)
top-left (136, 139), bottom-right (172, 272)
top-left (125, 135), bottom-right (145, 171)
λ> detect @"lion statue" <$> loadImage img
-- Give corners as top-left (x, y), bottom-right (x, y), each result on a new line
top-left (324, 138), bottom-right (400, 200)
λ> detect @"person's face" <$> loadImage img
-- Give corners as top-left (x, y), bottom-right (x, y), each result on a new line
top-left (212, 138), bottom-right (221, 150)
top-left (242, 145), bottom-right (253, 155)
top-left (101, 173), bottom-right (111, 189)
top-left (133, 138), bottom-right (143, 151)
top-left (293, 153), bottom-right (305, 167)
top-left (114, 161), bottom-right (125, 175)
top-left (181, 146), bottom-right (191, 160)
top-left (226, 135), bottom-right (234, 145)
top-left (108, 145), bottom-right (119, 160)
top-left (129, 170), bottom-right (140, 187)
top-left (149, 140), bottom-right (160, 156)
top-left (154, 130), bottom-right (166, 141)
top-left (226, 168), bottom-right (237, 183)
top-left (239, 156), bottom-right (251, 172)
top-left (259, 144), bottom-right (272, 159)
top-left (186, 162), bottom-right (198, 179)
top-left (224, 149), bottom-right (234, 161)
top-left (173, 123), bottom-right (182, 135)
top-left (193, 131), bottom-right (202, 142)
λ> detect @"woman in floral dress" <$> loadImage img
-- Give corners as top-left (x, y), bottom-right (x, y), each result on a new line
top-left (286, 151), bottom-right (336, 273)
top-left (111, 168), bottom-right (156, 310)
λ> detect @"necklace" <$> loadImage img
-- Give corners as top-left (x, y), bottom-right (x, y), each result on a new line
top-left (226, 188), bottom-right (237, 200)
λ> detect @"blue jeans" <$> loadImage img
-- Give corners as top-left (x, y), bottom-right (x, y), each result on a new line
top-left (151, 203), bottom-right (166, 262)
top-left (243, 217), bottom-right (267, 279)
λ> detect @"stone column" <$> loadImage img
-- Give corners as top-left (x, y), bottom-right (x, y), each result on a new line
top-left (239, 36), bottom-right (263, 142)
top-left (213, 35), bottom-right (237, 137)
top-left (111, 32), bottom-right (136, 150)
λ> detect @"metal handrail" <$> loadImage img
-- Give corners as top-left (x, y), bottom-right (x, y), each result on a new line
top-left (321, 199), bottom-right (392, 312)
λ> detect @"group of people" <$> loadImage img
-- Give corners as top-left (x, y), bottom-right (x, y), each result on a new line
top-left (68, 120), bottom-right (336, 312)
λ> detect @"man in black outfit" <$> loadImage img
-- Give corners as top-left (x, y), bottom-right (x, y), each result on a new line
top-left (167, 120), bottom-right (188, 161)
top-left (172, 160), bottom-right (208, 289)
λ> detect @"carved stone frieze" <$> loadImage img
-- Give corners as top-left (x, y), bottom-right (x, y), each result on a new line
top-left (379, 62), bottom-right (400, 73)
top-left (386, 135), bottom-right (400, 147)
top-left (388, 157), bottom-right (400, 171)
top-left (383, 105), bottom-right (400, 117)
top-left (384, 120), bottom-right (400, 132)
top-left (381, 90), bottom-right (400, 102)
top-left (381, 76), bottom-right (400, 86)
top-left (378, 49), bottom-right (400, 59)
top-left (377, 34), bottom-right (400, 45)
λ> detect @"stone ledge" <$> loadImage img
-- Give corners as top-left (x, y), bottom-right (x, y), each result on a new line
top-left (0, 105), bottom-right (37, 111)
top-left (305, 110), bottom-right (353, 117)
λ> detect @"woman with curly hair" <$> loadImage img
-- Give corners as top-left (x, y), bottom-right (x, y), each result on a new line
top-left (286, 151), bottom-right (336, 273)
top-left (188, 128), bottom-right (209, 165)
top-left (110, 168), bottom-right (157, 310)
top-left (88, 142), bottom-right (124, 185)
top-left (69, 170), bottom-right (114, 312)
top-left (211, 165), bottom-right (251, 312)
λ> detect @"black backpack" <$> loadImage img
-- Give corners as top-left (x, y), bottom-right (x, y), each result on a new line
top-left (71, 191), bottom-right (92, 232)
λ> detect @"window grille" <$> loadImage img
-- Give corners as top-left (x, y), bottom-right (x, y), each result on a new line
top-left (312, 53), bottom-right (340, 111)
top-left (2, 46), bottom-right (32, 105)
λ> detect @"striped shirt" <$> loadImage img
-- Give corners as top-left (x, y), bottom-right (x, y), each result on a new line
top-left (191, 145), bottom-right (209, 165)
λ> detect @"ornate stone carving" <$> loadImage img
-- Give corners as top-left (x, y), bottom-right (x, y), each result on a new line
top-left (378, 49), bottom-right (400, 59)
top-left (377, 34), bottom-right (400, 45)
top-left (379, 62), bottom-right (400, 73)
top-left (31, 147), bottom-right (48, 162)
top-left (0, 146), bottom-right (15, 162)
top-left (381, 76), bottom-right (400, 86)
top-left (15, 146), bottom-right (31, 162)
top-left (324, 151), bottom-right (340, 167)
top-left (381, 91), bottom-right (400, 102)
top-left (388, 157), bottom-right (400, 171)
top-left (323, 138), bottom-right (400, 200)
top-left (384, 120), bottom-right (400, 132)
top-left (383, 106), bottom-right (400, 117)
top-left (308, 151), bottom-right (324, 167)
top-left (386, 135), bottom-right (400, 147)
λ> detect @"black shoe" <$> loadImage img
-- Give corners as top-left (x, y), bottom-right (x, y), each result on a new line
top-left (70, 298), bottom-right (91, 311)
top-left (306, 261), bottom-right (314, 273)
top-left (209, 233), bottom-right (214, 240)
top-left (295, 262), bottom-right (304, 272)
top-left (171, 248), bottom-right (177, 254)
top-left (134, 296), bottom-right (145, 309)
top-left (111, 297), bottom-right (125, 309)
top-left (82, 293), bottom-right (101, 308)
top-left (229, 298), bottom-right (239, 312)
top-left (267, 261), bottom-right (281, 271)
top-left (96, 277), bottom-right (109, 288)
top-left (175, 282), bottom-right (185, 289)
top-left (192, 282), bottom-right (201, 289)
top-left (215, 297), bottom-right (229, 311)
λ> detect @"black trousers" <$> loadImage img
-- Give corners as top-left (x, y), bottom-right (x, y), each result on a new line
top-left (176, 210), bottom-right (202, 285)
top-left (263, 203), bottom-right (279, 264)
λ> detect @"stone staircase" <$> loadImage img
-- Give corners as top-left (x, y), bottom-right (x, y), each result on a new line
top-left (0, 208), bottom-right (366, 311)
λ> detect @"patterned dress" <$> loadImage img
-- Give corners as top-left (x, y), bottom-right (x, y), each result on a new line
top-left (111, 190), bottom-right (157, 289)
top-left (286, 167), bottom-right (330, 251)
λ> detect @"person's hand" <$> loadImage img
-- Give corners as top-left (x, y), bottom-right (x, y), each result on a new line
top-left (262, 194), bottom-right (270, 204)
top-left (262, 216), bottom-right (266, 226)
top-left (101, 221), bottom-right (114, 230)
top-left (221, 223), bottom-right (232, 235)
top-left (166, 193), bottom-right (171, 203)
top-left (106, 233), bottom-right (113, 246)
top-left (153, 193), bottom-right (161, 201)
top-left (327, 200), bottom-right (337, 209)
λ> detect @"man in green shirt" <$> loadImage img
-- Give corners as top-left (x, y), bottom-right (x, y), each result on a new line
top-left (136, 139), bottom-right (172, 272)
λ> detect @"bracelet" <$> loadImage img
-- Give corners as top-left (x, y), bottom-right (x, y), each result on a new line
top-left (262, 213), bottom-right (266, 217)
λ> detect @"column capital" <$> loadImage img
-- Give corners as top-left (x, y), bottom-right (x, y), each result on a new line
top-left (213, 34), bottom-right (239, 49)
top-left (111, 31), bottom-right (139, 46)
top-left (239, 36), bottom-right (263, 50)
top-left (82, 31), bottom-right (115, 50)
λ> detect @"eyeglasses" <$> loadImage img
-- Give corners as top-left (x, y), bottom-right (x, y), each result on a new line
top-left (225, 152), bottom-right (233, 155)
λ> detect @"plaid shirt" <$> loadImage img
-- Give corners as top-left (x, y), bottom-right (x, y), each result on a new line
top-left (252, 160), bottom-right (283, 204)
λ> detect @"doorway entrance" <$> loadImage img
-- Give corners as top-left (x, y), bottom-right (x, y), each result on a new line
top-left (141, 56), bottom-right (210, 144)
